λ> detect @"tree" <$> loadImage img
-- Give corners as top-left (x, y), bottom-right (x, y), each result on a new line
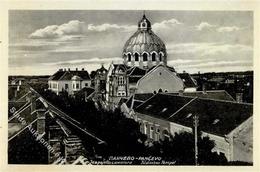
top-left (152, 131), bottom-right (228, 165)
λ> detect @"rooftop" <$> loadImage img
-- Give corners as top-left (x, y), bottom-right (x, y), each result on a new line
top-left (49, 70), bottom-right (91, 81)
top-left (135, 93), bottom-right (253, 136)
top-left (167, 90), bottom-right (235, 102)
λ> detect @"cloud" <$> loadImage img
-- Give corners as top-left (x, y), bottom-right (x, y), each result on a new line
top-left (166, 42), bottom-right (253, 73)
top-left (29, 20), bottom-right (85, 39)
top-left (88, 23), bottom-right (136, 32)
top-left (217, 26), bottom-right (240, 32)
top-left (152, 18), bottom-right (182, 31)
top-left (195, 22), bottom-right (241, 33)
top-left (195, 22), bottom-right (216, 31)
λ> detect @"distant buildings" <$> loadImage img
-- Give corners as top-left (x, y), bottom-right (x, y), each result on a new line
top-left (48, 68), bottom-right (91, 95)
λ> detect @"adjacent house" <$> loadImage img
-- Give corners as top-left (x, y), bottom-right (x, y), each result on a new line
top-left (48, 68), bottom-right (91, 95)
top-left (125, 93), bottom-right (253, 163)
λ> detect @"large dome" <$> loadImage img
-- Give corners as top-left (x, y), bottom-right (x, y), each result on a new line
top-left (122, 14), bottom-right (167, 69)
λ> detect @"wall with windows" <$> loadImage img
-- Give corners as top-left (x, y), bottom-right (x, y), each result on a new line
top-left (134, 110), bottom-right (252, 162)
top-left (136, 112), bottom-right (171, 142)
top-left (48, 79), bottom-right (91, 95)
top-left (123, 51), bottom-right (166, 69)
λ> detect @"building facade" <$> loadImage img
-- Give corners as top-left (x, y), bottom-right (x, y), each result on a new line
top-left (105, 14), bottom-right (197, 108)
top-left (123, 93), bottom-right (253, 163)
top-left (48, 68), bottom-right (91, 95)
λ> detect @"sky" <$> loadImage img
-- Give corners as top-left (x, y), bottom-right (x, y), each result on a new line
top-left (9, 10), bottom-right (253, 75)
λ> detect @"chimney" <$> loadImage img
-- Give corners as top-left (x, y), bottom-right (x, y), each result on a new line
top-left (37, 109), bottom-right (46, 135)
top-left (179, 90), bottom-right (184, 96)
top-left (236, 93), bottom-right (243, 103)
top-left (183, 70), bottom-right (186, 73)
top-left (64, 68), bottom-right (66, 71)
top-left (68, 68), bottom-right (70, 71)
top-left (82, 68), bottom-right (84, 71)
top-left (76, 68), bottom-right (78, 71)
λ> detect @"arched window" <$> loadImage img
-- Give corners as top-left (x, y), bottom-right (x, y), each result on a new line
top-left (128, 54), bottom-right (131, 61)
top-left (152, 53), bottom-right (156, 61)
top-left (134, 53), bottom-right (139, 61)
top-left (143, 53), bottom-right (148, 61)
top-left (159, 53), bottom-right (163, 61)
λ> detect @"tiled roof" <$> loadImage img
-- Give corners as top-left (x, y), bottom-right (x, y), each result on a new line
top-left (167, 90), bottom-right (235, 101)
top-left (178, 73), bottom-right (197, 88)
top-left (135, 94), bottom-right (194, 119)
top-left (48, 71), bottom-right (65, 80)
top-left (134, 93), bottom-right (154, 101)
top-left (49, 70), bottom-right (91, 81)
top-left (135, 93), bottom-right (253, 136)
top-left (124, 93), bottom-right (154, 109)
top-left (127, 67), bottom-right (147, 76)
top-left (74, 87), bottom-right (95, 97)
top-left (169, 98), bottom-right (252, 136)
top-left (8, 101), bottom-right (27, 117)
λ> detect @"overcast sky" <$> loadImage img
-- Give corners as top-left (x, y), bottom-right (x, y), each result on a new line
top-left (9, 10), bottom-right (253, 75)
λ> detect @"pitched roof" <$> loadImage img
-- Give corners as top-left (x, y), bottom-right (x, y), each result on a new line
top-left (49, 71), bottom-right (65, 80)
top-left (124, 93), bottom-right (154, 109)
top-left (135, 94), bottom-right (194, 119)
top-left (178, 73), bottom-right (197, 88)
top-left (74, 87), bottom-right (95, 97)
top-left (169, 98), bottom-right (252, 136)
top-left (135, 93), bottom-right (253, 136)
top-left (127, 67), bottom-right (147, 76)
top-left (49, 70), bottom-right (91, 81)
top-left (167, 90), bottom-right (235, 102)
top-left (134, 93), bottom-right (154, 101)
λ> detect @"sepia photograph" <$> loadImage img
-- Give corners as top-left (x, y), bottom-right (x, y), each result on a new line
top-left (5, 4), bottom-right (257, 168)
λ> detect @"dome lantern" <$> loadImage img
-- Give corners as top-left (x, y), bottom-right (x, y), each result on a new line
top-left (138, 14), bottom-right (151, 31)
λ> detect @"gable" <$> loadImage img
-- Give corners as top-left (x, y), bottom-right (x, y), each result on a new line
top-left (136, 65), bottom-right (184, 93)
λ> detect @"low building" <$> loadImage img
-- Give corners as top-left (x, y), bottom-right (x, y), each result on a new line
top-left (122, 93), bottom-right (253, 163)
top-left (48, 68), bottom-right (91, 95)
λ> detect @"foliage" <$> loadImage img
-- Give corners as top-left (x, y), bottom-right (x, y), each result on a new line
top-left (32, 85), bottom-right (229, 165)
top-left (148, 132), bottom-right (228, 165)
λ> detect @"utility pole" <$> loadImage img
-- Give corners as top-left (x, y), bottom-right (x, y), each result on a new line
top-left (193, 114), bottom-right (199, 166)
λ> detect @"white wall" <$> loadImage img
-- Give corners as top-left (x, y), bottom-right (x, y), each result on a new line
top-left (136, 66), bottom-right (184, 94)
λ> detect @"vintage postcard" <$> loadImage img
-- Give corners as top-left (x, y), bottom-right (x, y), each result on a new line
top-left (0, 0), bottom-right (260, 172)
